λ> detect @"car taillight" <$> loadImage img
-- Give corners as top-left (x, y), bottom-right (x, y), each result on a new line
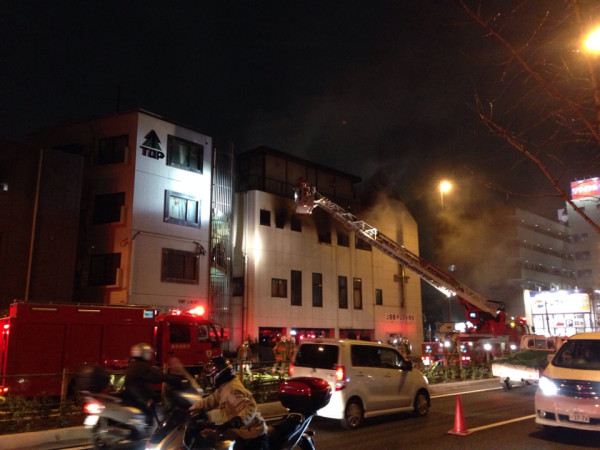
top-left (288, 364), bottom-right (294, 376)
top-left (334, 366), bottom-right (346, 391)
top-left (84, 401), bottom-right (105, 415)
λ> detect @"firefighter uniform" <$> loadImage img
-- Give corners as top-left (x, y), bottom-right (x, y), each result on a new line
top-left (194, 376), bottom-right (267, 442)
top-left (272, 336), bottom-right (288, 375)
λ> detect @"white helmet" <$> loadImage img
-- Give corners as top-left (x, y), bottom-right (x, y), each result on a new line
top-left (131, 343), bottom-right (153, 361)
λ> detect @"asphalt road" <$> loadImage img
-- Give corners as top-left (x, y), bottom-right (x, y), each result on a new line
top-left (8, 379), bottom-right (600, 449)
top-left (309, 384), bottom-right (600, 449)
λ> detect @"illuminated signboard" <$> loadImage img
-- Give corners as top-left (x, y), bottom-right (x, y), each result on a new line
top-left (571, 178), bottom-right (600, 199)
top-left (530, 290), bottom-right (590, 314)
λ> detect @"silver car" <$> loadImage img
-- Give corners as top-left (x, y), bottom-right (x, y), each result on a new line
top-left (289, 338), bottom-right (430, 429)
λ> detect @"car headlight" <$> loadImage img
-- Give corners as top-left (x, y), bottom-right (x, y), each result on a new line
top-left (538, 376), bottom-right (558, 396)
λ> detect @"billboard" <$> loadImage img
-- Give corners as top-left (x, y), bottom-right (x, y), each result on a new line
top-left (530, 290), bottom-right (590, 314)
top-left (571, 178), bottom-right (600, 199)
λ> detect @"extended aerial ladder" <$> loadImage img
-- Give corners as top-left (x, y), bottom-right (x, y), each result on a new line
top-left (294, 181), bottom-right (503, 329)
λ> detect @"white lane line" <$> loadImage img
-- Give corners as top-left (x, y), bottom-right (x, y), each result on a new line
top-left (467, 414), bottom-right (537, 433)
top-left (432, 386), bottom-right (503, 399)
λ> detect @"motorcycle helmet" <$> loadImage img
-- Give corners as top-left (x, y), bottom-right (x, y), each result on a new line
top-left (203, 356), bottom-right (235, 388)
top-left (131, 343), bottom-right (153, 361)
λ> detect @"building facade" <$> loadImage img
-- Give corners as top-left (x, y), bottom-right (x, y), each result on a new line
top-left (231, 147), bottom-right (424, 350)
top-left (29, 110), bottom-right (220, 315)
top-left (2, 111), bottom-right (429, 353)
top-left (0, 142), bottom-right (83, 310)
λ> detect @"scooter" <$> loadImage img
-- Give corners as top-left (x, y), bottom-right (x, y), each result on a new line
top-left (77, 364), bottom-right (203, 449)
top-left (145, 376), bottom-right (332, 450)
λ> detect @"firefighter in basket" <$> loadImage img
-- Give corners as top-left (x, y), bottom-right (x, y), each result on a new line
top-left (191, 356), bottom-right (268, 450)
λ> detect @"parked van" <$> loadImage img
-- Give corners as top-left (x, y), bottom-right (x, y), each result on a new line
top-left (289, 338), bottom-right (430, 429)
top-left (535, 332), bottom-right (600, 433)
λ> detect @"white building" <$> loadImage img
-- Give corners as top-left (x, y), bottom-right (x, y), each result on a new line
top-left (231, 148), bottom-right (423, 351)
top-left (34, 110), bottom-right (217, 312)
top-left (12, 113), bottom-right (424, 353)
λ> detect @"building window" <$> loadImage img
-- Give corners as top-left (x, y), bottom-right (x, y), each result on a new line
top-left (260, 209), bottom-right (271, 226)
top-left (98, 135), bottom-right (127, 165)
top-left (232, 277), bottom-right (244, 296)
top-left (291, 216), bottom-right (302, 232)
top-left (375, 288), bottom-right (382, 305)
top-left (577, 269), bottom-right (592, 279)
top-left (167, 135), bottom-right (203, 173)
top-left (355, 236), bottom-right (372, 251)
top-left (162, 248), bottom-right (198, 284)
top-left (93, 192), bottom-right (125, 224)
top-left (574, 233), bottom-right (589, 243)
top-left (164, 190), bottom-right (200, 227)
top-left (318, 229), bottom-right (331, 244)
top-left (338, 276), bottom-right (348, 309)
top-left (275, 211), bottom-right (286, 229)
top-left (353, 277), bottom-right (363, 309)
top-left (291, 270), bottom-right (302, 305)
top-left (337, 231), bottom-right (349, 247)
top-left (576, 251), bottom-right (591, 261)
top-left (169, 323), bottom-right (191, 343)
top-left (89, 253), bottom-right (121, 286)
top-left (312, 273), bottom-right (323, 307)
top-left (272, 278), bottom-right (287, 298)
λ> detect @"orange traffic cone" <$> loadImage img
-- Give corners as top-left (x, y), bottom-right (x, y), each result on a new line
top-left (447, 394), bottom-right (470, 435)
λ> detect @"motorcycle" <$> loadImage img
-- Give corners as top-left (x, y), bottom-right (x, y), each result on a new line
top-left (77, 364), bottom-right (203, 449)
top-left (145, 376), bottom-right (332, 450)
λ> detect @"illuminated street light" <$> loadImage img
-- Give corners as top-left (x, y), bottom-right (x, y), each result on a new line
top-left (581, 23), bottom-right (600, 133)
top-left (439, 180), bottom-right (452, 213)
top-left (439, 180), bottom-right (453, 321)
top-left (584, 26), bottom-right (600, 52)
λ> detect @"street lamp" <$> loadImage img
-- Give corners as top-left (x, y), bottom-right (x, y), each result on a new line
top-left (439, 180), bottom-right (452, 213)
top-left (581, 23), bottom-right (600, 133)
top-left (584, 26), bottom-right (600, 52)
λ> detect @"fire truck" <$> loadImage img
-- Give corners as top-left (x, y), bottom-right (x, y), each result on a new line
top-left (421, 317), bottom-right (529, 367)
top-left (294, 181), bottom-right (526, 359)
top-left (0, 302), bottom-right (223, 397)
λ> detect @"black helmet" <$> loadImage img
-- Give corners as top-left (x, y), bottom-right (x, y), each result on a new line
top-left (203, 356), bottom-right (235, 388)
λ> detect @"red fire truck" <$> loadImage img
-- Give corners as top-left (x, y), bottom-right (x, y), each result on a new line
top-left (421, 317), bottom-right (529, 367)
top-left (0, 302), bottom-right (223, 397)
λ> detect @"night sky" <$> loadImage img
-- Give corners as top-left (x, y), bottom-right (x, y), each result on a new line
top-left (1, 2), bottom-right (588, 275)
top-left (1, 2), bottom-right (487, 195)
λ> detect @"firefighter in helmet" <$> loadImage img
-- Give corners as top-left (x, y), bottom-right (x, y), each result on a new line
top-left (191, 356), bottom-right (267, 449)
top-left (272, 335), bottom-right (288, 375)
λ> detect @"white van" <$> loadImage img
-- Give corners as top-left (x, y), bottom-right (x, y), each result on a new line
top-left (535, 332), bottom-right (600, 433)
top-left (289, 338), bottom-right (430, 429)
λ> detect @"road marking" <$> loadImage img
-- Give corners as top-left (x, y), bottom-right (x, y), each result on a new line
top-left (467, 414), bottom-right (537, 433)
top-left (432, 386), bottom-right (502, 399)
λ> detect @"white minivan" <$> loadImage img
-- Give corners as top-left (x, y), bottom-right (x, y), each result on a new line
top-left (535, 332), bottom-right (600, 433)
top-left (289, 338), bottom-right (430, 429)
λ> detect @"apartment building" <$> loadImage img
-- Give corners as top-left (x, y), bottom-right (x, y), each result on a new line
top-left (231, 147), bottom-right (424, 350)
top-left (28, 110), bottom-right (219, 314)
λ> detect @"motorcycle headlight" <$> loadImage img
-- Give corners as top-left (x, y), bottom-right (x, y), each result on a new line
top-left (538, 376), bottom-right (558, 396)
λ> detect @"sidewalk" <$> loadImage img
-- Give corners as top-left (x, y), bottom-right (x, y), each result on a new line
top-left (0, 378), bottom-right (501, 450)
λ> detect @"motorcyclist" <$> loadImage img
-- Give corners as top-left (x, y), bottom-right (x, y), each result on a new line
top-left (191, 356), bottom-right (268, 450)
top-left (124, 343), bottom-right (181, 426)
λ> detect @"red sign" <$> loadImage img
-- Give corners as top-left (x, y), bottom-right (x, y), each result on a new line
top-left (571, 178), bottom-right (600, 199)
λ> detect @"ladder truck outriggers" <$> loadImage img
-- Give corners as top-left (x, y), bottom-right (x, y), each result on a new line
top-left (294, 180), bottom-right (526, 363)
